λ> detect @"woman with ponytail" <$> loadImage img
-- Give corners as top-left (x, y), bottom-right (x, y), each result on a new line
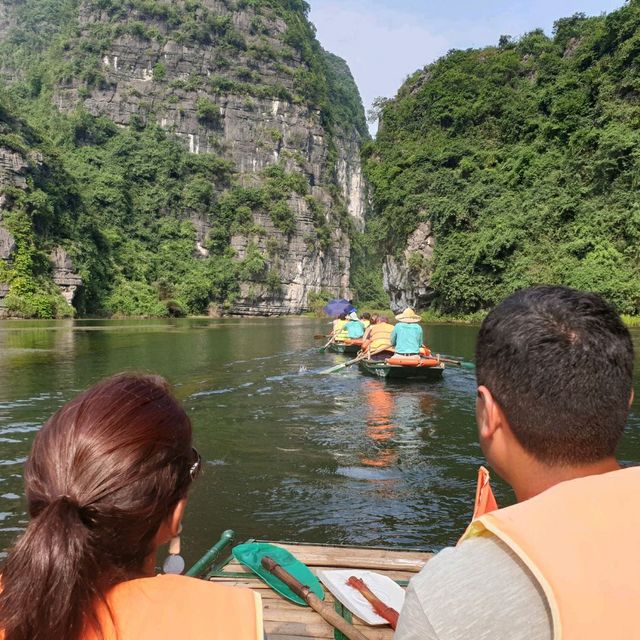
top-left (0, 373), bottom-right (262, 640)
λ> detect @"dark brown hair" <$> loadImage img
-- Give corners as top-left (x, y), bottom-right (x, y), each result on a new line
top-left (0, 374), bottom-right (195, 640)
top-left (476, 286), bottom-right (634, 465)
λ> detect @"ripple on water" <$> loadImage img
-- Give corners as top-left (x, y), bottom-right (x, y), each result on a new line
top-left (0, 457), bottom-right (27, 467)
top-left (335, 466), bottom-right (403, 481)
top-left (0, 422), bottom-right (40, 436)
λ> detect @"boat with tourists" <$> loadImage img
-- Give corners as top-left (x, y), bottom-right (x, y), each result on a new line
top-left (328, 339), bottom-right (363, 355)
top-left (187, 530), bottom-right (432, 640)
top-left (357, 354), bottom-right (445, 380)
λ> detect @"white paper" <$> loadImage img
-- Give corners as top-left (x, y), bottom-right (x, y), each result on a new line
top-left (316, 569), bottom-right (406, 626)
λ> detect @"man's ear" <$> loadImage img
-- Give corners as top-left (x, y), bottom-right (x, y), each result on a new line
top-left (476, 385), bottom-right (501, 440)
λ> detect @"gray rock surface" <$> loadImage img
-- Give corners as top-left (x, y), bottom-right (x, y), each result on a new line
top-left (0, 225), bottom-right (15, 262)
top-left (383, 221), bottom-right (435, 313)
top-left (0, 146), bottom-right (29, 190)
top-left (229, 192), bottom-right (351, 315)
top-left (50, 247), bottom-right (82, 305)
top-left (42, 0), bottom-right (367, 315)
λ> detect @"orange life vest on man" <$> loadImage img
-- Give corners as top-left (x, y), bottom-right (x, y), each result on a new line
top-left (89, 574), bottom-right (263, 639)
top-left (460, 466), bottom-right (640, 640)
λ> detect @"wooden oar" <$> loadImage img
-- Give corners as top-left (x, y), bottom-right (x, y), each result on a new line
top-left (320, 336), bottom-right (336, 352)
top-left (346, 576), bottom-right (399, 629)
top-left (261, 557), bottom-right (369, 640)
top-left (319, 345), bottom-right (391, 375)
top-left (314, 334), bottom-right (330, 339)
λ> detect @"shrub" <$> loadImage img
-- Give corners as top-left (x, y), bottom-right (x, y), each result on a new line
top-left (195, 97), bottom-right (221, 126)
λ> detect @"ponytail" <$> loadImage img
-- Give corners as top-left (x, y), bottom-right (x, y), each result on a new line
top-left (0, 374), bottom-right (194, 640)
top-left (0, 496), bottom-right (101, 640)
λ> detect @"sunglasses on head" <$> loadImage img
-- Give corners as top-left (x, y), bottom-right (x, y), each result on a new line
top-left (189, 447), bottom-right (202, 481)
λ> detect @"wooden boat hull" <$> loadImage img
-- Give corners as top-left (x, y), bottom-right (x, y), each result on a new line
top-left (201, 538), bottom-right (432, 640)
top-left (328, 341), bottom-right (361, 355)
top-left (358, 358), bottom-right (445, 380)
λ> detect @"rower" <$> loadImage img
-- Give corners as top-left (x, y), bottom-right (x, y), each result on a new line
top-left (390, 308), bottom-right (423, 355)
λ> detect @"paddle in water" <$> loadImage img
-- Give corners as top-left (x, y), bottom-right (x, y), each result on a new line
top-left (319, 345), bottom-right (392, 375)
top-left (434, 354), bottom-right (476, 369)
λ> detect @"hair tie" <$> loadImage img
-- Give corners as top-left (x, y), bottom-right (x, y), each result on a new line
top-left (58, 495), bottom-right (80, 508)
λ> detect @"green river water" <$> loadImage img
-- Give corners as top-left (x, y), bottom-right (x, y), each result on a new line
top-left (0, 318), bottom-right (638, 567)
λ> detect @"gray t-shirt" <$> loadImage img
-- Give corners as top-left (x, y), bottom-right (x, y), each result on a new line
top-left (395, 533), bottom-right (553, 640)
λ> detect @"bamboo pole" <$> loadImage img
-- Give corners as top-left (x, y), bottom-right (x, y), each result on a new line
top-left (261, 556), bottom-right (370, 640)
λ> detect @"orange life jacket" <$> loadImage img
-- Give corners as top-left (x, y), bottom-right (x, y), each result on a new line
top-left (90, 574), bottom-right (263, 640)
top-left (367, 323), bottom-right (394, 351)
top-left (460, 466), bottom-right (640, 640)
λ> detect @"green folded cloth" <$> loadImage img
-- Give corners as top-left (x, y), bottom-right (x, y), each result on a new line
top-left (232, 542), bottom-right (325, 606)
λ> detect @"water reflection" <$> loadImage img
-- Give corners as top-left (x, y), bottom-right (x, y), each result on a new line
top-left (361, 381), bottom-right (399, 468)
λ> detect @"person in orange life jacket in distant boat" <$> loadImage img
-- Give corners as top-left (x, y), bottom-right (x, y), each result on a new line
top-left (344, 311), bottom-right (365, 339)
top-left (389, 308), bottom-right (423, 354)
top-left (363, 315), bottom-right (395, 357)
top-left (394, 285), bottom-right (637, 640)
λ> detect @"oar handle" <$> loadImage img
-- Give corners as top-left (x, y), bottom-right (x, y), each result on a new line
top-left (346, 576), bottom-right (399, 629)
top-left (185, 529), bottom-right (235, 577)
top-left (261, 557), bottom-right (370, 640)
top-left (261, 556), bottom-right (311, 601)
top-left (306, 593), bottom-right (370, 640)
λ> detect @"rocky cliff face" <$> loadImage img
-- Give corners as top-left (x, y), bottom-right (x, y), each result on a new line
top-left (383, 221), bottom-right (435, 313)
top-left (0, 0), bottom-right (368, 315)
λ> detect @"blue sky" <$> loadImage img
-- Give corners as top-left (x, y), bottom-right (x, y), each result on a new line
top-left (309, 0), bottom-right (625, 131)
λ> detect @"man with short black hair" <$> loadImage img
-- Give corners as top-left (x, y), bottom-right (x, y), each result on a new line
top-left (395, 286), bottom-right (637, 640)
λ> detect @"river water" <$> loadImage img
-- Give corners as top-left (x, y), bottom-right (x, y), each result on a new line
top-left (0, 318), bottom-right (638, 566)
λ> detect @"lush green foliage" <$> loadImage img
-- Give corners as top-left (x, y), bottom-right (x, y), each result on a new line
top-left (0, 98), bottom-right (245, 317)
top-left (322, 51), bottom-right (368, 138)
top-left (0, 102), bottom-right (81, 317)
top-left (0, 0), bottom-right (367, 317)
top-left (350, 231), bottom-right (390, 308)
top-left (365, 3), bottom-right (640, 314)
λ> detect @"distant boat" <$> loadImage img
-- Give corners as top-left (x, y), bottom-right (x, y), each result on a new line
top-left (358, 356), bottom-right (445, 380)
top-left (328, 339), bottom-right (363, 355)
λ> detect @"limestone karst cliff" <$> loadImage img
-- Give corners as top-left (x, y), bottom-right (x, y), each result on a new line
top-left (0, 0), bottom-right (368, 317)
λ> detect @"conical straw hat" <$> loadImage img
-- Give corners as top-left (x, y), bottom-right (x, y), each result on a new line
top-left (395, 308), bottom-right (421, 323)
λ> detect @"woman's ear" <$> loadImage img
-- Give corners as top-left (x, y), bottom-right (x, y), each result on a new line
top-left (169, 498), bottom-right (188, 537)
top-left (155, 497), bottom-right (189, 547)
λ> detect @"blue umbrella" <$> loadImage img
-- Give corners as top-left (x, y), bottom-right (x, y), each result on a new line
top-left (323, 299), bottom-right (355, 318)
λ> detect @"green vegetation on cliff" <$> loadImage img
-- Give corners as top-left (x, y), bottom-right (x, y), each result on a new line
top-left (0, 0), bottom-right (367, 317)
top-left (365, 3), bottom-right (640, 314)
top-left (0, 99), bottom-right (243, 316)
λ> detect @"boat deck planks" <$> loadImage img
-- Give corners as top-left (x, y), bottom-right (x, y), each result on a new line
top-left (207, 541), bottom-right (433, 640)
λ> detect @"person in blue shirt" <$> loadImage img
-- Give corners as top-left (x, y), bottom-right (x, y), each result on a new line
top-left (344, 312), bottom-right (365, 339)
top-left (390, 308), bottom-right (424, 354)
